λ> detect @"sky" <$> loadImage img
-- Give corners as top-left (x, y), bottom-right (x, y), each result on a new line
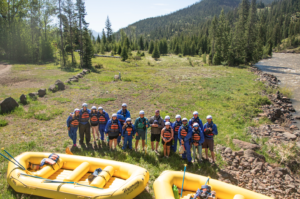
top-left (85, 0), bottom-right (200, 35)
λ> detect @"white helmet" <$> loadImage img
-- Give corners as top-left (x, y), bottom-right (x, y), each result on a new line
top-left (122, 103), bottom-right (127, 107)
top-left (206, 115), bottom-right (213, 119)
top-left (193, 111), bottom-right (198, 115)
top-left (139, 110), bottom-right (145, 115)
top-left (126, 118), bottom-right (131, 122)
top-left (182, 118), bottom-right (188, 121)
top-left (165, 116), bottom-right (170, 120)
top-left (82, 103), bottom-right (88, 107)
top-left (193, 123), bottom-right (199, 127)
top-left (112, 113), bottom-right (117, 117)
top-left (91, 106), bottom-right (97, 110)
top-left (74, 108), bottom-right (80, 112)
top-left (165, 122), bottom-right (171, 126)
top-left (175, 115), bottom-right (181, 119)
top-left (98, 107), bottom-right (103, 110)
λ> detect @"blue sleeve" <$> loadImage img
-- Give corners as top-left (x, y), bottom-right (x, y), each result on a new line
top-left (105, 120), bottom-right (111, 133)
top-left (122, 127), bottom-right (125, 136)
top-left (132, 125), bottom-right (136, 136)
top-left (194, 189), bottom-right (202, 199)
top-left (116, 109), bottom-right (122, 115)
top-left (146, 118), bottom-right (150, 128)
top-left (199, 128), bottom-right (205, 144)
top-left (105, 112), bottom-right (110, 121)
top-left (213, 124), bottom-right (218, 135)
top-left (171, 123), bottom-right (175, 131)
top-left (184, 126), bottom-right (193, 142)
top-left (67, 116), bottom-right (72, 127)
top-left (117, 120), bottom-right (122, 133)
top-left (188, 119), bottom-right (192, 127)
top-left (126, 110), bottom-right (131, 119)
top-left (178, 127), bottom-right (182, 140)
top-left (199, 119), bottom-right (204, 132)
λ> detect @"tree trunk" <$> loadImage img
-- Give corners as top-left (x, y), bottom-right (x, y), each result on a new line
top-left (58, 0), bottom-right (65, 67)
top-left (79, 12), bottom-right (83, 68)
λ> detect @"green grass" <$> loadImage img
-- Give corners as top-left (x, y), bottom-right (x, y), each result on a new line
top-left (88, 98), bottom-right (116, 104)
top-left (0, 51), bottom-right (281, 198)
top-left (53, 97), bottom-right (71, 103)
top-left (0, 118), bottom-right (8, 127)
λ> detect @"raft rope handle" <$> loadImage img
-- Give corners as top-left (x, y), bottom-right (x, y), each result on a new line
top-left (0, 152), bottom-right (26, 170)
top-left (205, 177), bottom-right (209, 185)
top-left (10, 176), bottom-right (28, 187)
top-left (20, 173), bottom-right (103, 190)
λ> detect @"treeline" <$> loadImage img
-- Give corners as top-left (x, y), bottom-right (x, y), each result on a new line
top-left (0, 0), bottom-right (94, 68)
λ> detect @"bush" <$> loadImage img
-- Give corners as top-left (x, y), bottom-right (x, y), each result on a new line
top-left (188, 58), bottom-right (193, 66)
top-left (178, 54), bottom-right (183, 58)
top-left (140, 52), bottom-right (145, 56)
top-left (147, 61), bottom-right (151, 66)
top-left (202, 53), bottom-right (206, 63)
top-left (134, 56), bottom-right (141, 60)
top-left (0, 118), bottom-right (8, 127)
top-left (111, 52), bottom-right (114, 56)
top-left (94, 63), bottom-right (103, 69)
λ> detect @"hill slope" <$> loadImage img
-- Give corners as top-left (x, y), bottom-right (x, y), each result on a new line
top-left (118, 0), bottom-right (273, 39)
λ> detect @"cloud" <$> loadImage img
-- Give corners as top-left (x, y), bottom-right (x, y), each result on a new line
top-left (154, 3), bottom-right (168, 6)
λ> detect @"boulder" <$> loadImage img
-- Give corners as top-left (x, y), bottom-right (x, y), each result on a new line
top-left (282, 132), bottom-right (297, 140)
top-left (76, 74), bottom-right (83, 78)
top-left (244, 149), bottom-right (266, 162)
top-left (48, 84), bottom-right (57, 93)
top-left (83, 69), bottom-right (90, 73)
top-left (38, 89), bottom-right (46, 97)
top-left (70, 78), bottom-right (78, 82)
top-left (216, 145), bottom-right (226, 153)
top-left (20, 94), bottom-right (27, 105)
top-left (65, 80), bottom-right (71, 84)
top-left (290, 125), bottom-right (299, 130)
top-left (224, 147), bottom-right (232, 154)
top-left (55, 80), bottom-right (65, 90)
top-left (28, 92), bottom-right (38, 98)
top-left (0, 97), bottom-right (19, 113)
top-left (233, 139), bottom-right (260, 150)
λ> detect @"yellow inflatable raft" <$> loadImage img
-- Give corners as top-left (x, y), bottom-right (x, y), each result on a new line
top-left (6, 152), bottom-right (149, 199)
top-left (153, 170), bottom-right (272, 199)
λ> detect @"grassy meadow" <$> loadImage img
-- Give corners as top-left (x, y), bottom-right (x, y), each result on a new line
top-left (0, 52), bottom-right (274, 198)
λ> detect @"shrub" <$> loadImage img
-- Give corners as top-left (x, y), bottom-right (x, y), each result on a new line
top-left (140, 52), bottom-right (145, 56)
top-left (188, 58), bottom-right (193, 66)
top-left (178, 54), bottom-right (183, 58)
top-left (0, 119), bottom-right (8, 127)
top-left (111, 51), bottom-right (114, 56)
top-left (134, 56), bottom-right (141, 60)
top-left (147, 61), bottom-right (151, 66)
top-left (94, 63), bottom-right (103, 69)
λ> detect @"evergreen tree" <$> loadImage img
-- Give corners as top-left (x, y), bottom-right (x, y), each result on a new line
top-left (117, 44), bottom-right (122, 55)
top-left (190, 42), bottom-right (196, 56)
top-left (202, 53), bottom-right (206, 64)
top-left (82, 30), bottom-right (94, 68)
top-left (97, 34), bottom-right (101, 43)
top-left (145, 40), bottom-right (149, 50)
top-left (139, 36), bottom-right (144, 50)
top-left (105, 16), bottom-right (113, 43)
top-left (152, 43), bottom-right (160, 59)
top-left (121, 45), bottom-right (128, 61)
top-left (182, 42), bottom-right (189, 56)
top-left (76, 0), bottom-right (88, 68)
top-left (148, 40), bottom-right (154, 54)
top-left (174, 43), bottom-right (180, 54)
top-left (245, 0), bottom-right (258, 63)
top-left (124, 37), bottom-right (130, 49)
top-left (102, 29), bottom-right (106, 45)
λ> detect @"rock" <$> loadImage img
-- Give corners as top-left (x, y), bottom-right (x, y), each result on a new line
top-left (28, 92), bottom-right (38, 98)
top-left (48, 84), bottom-right (57, 92)
top-left (83, 69), bottom-right (90, 73)
top-left (244, 149), bottom-right (266, 162)
top-left (295, 117), bottom-right (300, 120)
top-left (290, 125), bottom-right (299, 130)
top-left (20, 94), bottom-right (27, 105)
top-left (236, 150), bottom-right (244, 156)
top-left (224, 147), bottom-right (232, 154)
top-left (282, 132), bottom-right (297, 140)
top-left (233, 139), bottom-right (260, 150)
top-left (0, 97), bottom-right (19, 113)
top-left (38, 89), bottom-right (46, 97)
top-left (70, 78), bottom-right (78, 82)
top-left (76, 74), bottom-right (83, 78)
top-left (55, 80), bottom-right (65, 90)
top-left (216, 145), bottom-right (226, 153)
top-left (65, 80), bottom-right (71, 84)
top-left (114, 75), bottom-right (120, 80)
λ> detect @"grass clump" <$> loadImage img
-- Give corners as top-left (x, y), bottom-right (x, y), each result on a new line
top-left (0, 118), bottom-right (8, 127)
top-left (53, 97), bottom-right (71, 103)
top-left (88, 98), bottom-right (116, 104)
top-left (280, 86), bottom-right (293, 98)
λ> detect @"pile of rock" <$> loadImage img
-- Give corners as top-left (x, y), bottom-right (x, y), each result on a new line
top-left (65, 69), bottom-right (90, 84)
top-left (217, 145), bottom-right (300, 199)
top-left (250, 67), bottom-right (280, 89)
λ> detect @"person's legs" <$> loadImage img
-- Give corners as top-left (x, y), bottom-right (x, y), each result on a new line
top-left (135, 140), bottom-right (139, 150)
top-left (167, 145), bottom-right (170, 156)
top-left (184, 142), bottom-right (192, 162)
top-left (113, 139), bottom-right (117, 150)
top-left (79, 124), bottom-right (84, 145)
top-left (109, 139), bottom-right (113, 150)
top-left (151, 142), bottom-right (154, 150)
top-left (172, 135), bottom-right (178, 152)
top-left (155, 141), bottom-right (159, 151)
top-left (142, 140), bottom-right (145, 150)
top-left (205, 148), bottom-right (208, 159)
top-left (91, 126), bottom-right (96, 141)
top-left (71, 127), bottom-right (78, 145)
top-left (163, 144), bottom-right (166, 157)
top-left (85, 123), bottom-right (91, 144)
top-left (211, 151), bottom-right (215, 162)
top-left (192, 144), bottom-right (196, 162)
top-left (122, 136), bottom-right (128, 150)
top-left (95, 125), bottom-right (100, 139)
top-left (198, 145), bottom-right (202, 160)
top-left (128, 136), bottom-right (132, 149)
top-left (117, 135), bottom-right (121, 145)
top-left (99, 126), bottom-right (105, 141)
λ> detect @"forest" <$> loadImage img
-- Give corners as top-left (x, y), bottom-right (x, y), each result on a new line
top-left (0, 0), bottom-right (300, 67)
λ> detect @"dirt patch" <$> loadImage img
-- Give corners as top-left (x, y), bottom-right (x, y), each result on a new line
top-left (0, 63), bottom-right (12, 76)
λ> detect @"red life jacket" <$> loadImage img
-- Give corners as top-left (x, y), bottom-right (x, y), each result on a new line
top-left (98, 112), bottom-right (107, 124)
top-left (192, 129), bottom-right (201, 143)
top-left (174, 121), bottom-right (182, 134)
top-left (81, 110), bottom-right (90, 122)
top-left (70, 115), bottom-right (80, 127)
top-left (125, 125), bottom-right (133, 136)
top-left (90, 113), bottom-right (98, 125)
top-left (110, 120), bottom-right (119, 136)
top-left (163, 128), bottom-right (172, 140)
top-left (180, 125), bottom-right (189, 138)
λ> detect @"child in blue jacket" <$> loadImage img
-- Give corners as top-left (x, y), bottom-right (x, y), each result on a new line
top-left (191, 123), bottom-right (205, 163)
top-left (203, 115), bottom-right (218, 164)
top-left (66, 108), bottom-right (80, 147)
top-left (122, 118), bottom-right (136, 150)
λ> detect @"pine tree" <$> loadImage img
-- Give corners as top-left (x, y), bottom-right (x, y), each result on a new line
top-left (190, 42), bottom-right (196, 56)
top-left (82, 30), bottom-right (94, 68)
top-left (105, 16), bottom-right (113, 43)
top-left (202, 53), bottom-right (206, 64)
top-left (97, 34), bottom-right (101, 43)
top-left (64, 0), bottom-right (76, 66)
top-left (148, 40), bottom-right (154, 54)
top-left (102, 29), bottom-right (106, 45)
top-left (121, 45), bottom-right (128, 61)
top-left (124, 37), bottom-right (130, 49)
top-left (58, 0), bottom-right (66, 67)
top-left (218, 9), bottom-right (230, 62)
top-left (174, 43), bottom-right (180, 54)
top-left (139, 36), bottom-right (144, 50)
top-left (152, 43), bottom-right (160, 59)
top-left (117, 44), bottom-right (122, 55)
top-left (76, 0), bottom-right (88, 68)
top-left (245, 0), bottom-right (258, 63)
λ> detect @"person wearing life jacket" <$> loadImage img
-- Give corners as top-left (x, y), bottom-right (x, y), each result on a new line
top-left (171, 115), bottom-right (182, 152)
top-left (188, 111), bottom-right (204, 132)
top-left (203, 115), bottom-right (218, 164)
top-left (134, 110), bottom-right (149, 151)
top-left (161, 122), bottom-right (174, 158)
top-left (164, 116), bottom-right (173, 126)
top-left (98, 107), bottom-right (110, 143)
top-left (66, 108), bottom-right (80, 147)
top-left (149, 110), bottom-right (165, 153)
top-left (79, 103), bottom-right (91, 145)
top-left (117, 103), bottom-right (131, 145)
top-left (122, 118), bottom-right (136, 150)
top-left (105, 113), bottom-right (122, 151)
top-left (90, 106), bottom-right (99, 142)
top-left (191, 123), bottom-right (205, 163)
top-left (178, 118), bottom-right (193, 165)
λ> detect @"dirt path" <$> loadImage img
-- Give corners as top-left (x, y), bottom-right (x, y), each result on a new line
top-left (0, 62), bottom-right (12, 76)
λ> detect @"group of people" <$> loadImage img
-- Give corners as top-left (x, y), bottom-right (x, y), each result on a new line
top-left (66, 103), bottom-right (218, 165)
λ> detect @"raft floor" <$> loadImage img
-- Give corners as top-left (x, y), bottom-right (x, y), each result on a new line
top-left (48, 169), bottom-right (126, 189)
